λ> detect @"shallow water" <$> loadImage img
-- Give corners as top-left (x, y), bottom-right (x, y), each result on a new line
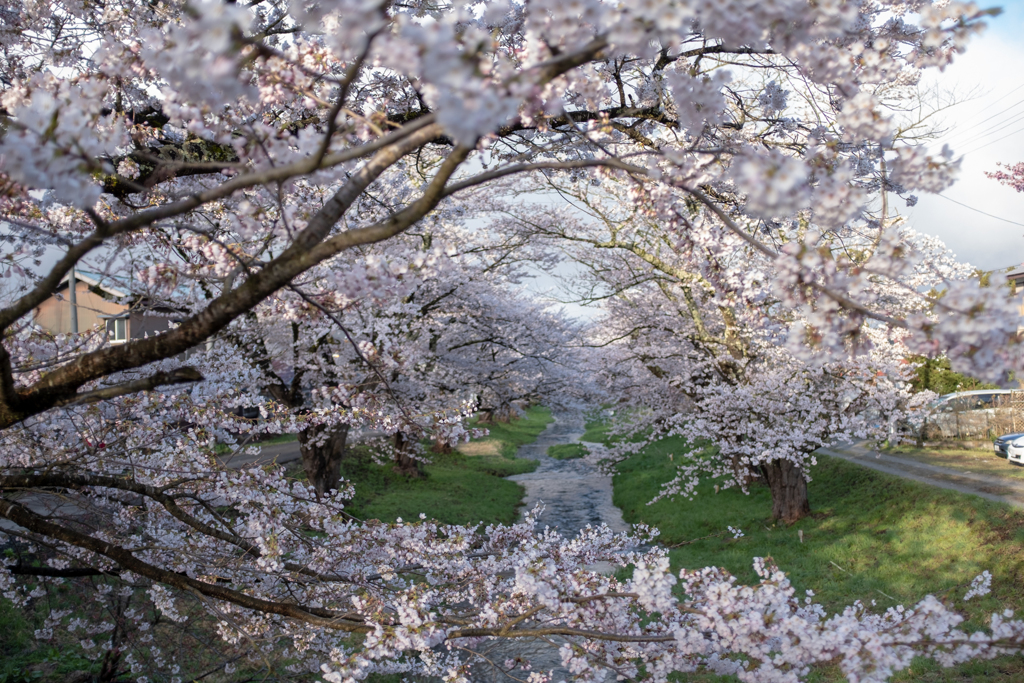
top-left (469, 413), bottom-right (629, 683)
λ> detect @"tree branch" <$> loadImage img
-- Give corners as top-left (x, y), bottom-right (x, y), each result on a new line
top-left (54, 367), bottom-right (205, 407)
top-left (0, 496), bottom-right (368, 631)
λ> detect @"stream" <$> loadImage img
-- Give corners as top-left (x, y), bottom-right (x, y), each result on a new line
top-left (468, 412), bottom-right (630, 683)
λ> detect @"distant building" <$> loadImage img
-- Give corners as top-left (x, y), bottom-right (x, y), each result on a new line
top-left (33, 271), bottom-right (181, 343)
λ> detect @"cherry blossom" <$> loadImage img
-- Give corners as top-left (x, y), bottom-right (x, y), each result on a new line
top-left (0, 0), bottom-right (1019, 680)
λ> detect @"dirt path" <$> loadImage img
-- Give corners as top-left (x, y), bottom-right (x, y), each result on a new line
top-left (818, 441), bottom-right (1024, 509)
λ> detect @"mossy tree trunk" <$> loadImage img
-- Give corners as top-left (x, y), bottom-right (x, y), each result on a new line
top-left (762, 459), bottom-right (810, 523)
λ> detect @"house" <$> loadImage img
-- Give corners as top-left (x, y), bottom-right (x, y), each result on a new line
top-left (33, 270), bottom-right (182, 343)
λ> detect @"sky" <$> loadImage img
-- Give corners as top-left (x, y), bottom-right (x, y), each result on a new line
top-left (905, 0), bottom-right (1024, 271)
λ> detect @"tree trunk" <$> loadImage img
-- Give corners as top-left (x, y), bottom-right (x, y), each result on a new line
top-left (492, 403), bottom-right (517, 423)
top-left (432, 435), bottom-right (453, 455)
top-left (393, 432), bottom-right (425, 478)
top-left (762, 460), bottom-right (810, 523)
top-left (298, 423), bottom-right (350, 497)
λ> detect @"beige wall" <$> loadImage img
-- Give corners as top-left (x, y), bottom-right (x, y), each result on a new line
top-left (34, 282), bottom-right (127, 335)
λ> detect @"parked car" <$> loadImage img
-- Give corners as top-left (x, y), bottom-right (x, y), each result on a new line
top-left (1006, 436), bottom-right (1024, 466)
top-left (927, 390), bottom-right (1013, 413)
top-left (994, 432), bottom-right (1024, 458)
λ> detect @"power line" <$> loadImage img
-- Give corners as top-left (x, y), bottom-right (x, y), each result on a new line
top-left (941, 84), bottom-right (1024, 148)
top-left (947, 92), bottom-right (1024, 142)
top-left (932, 193), bottom-right (1024, 227)
top-left (953, 108), bottom-right (1024, 149)
top-left (960, 121), bottom-right (1024, 155)
top-left (981, 83), bottom-right (1024, 109)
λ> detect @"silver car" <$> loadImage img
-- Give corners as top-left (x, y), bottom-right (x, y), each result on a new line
top-left (995, 432), bottom-right (1024, 458)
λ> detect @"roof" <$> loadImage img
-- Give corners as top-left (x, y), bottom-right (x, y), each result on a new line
top-left (58, 270), bottom-right (129, 299)
top-left (57, 270), bottom-right (191, 301)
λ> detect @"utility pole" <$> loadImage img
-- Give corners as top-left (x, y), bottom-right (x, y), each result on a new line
top-left (68, 267), bottom-right (79, 334)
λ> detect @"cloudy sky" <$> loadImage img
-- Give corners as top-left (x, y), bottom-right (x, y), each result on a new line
top-left (905, 1), bottom-right (1024, 270)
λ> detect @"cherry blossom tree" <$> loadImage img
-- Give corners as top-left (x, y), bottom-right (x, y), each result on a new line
top-left (475, 165), bottom-right (970, 521)
top-left (2, 0), bottom-right (1024, 681)
top-left (987, 162), bottom-right (1024, 193)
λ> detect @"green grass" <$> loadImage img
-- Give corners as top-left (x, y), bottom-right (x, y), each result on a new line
top-left (287, 406), bottom-right (552, 526)
top-left (0, 572), bottom-right (257, 683)
top-left (2, 412), bottom-right (552, 683)
top-left (349, 406), bottom-right (551, 682)
top-left (581, 412), bottom-right (616, 443)
top-left (610, 435), bottom-right (1024, 682)
top-left (332, 448), bottom-right (538, 525)
top-left (547, 442), bottom-right (589, 459)
top-left (256, 432), bottom-right (299, 446)
top-left (580, 408), bottom-right (650, 445)
top-left (468, 406), bottom-right (555, 458)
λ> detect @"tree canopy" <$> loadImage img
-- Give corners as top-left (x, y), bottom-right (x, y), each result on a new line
top-left (1, 0), bottom-right (1022, 681)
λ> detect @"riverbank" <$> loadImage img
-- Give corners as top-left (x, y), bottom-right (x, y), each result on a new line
top-left (296, 406), bottom-right (553, 525)
top-left (608, 433), bottom-right (1024, 682)
top-left (466, 411), bottom-right (631, 683)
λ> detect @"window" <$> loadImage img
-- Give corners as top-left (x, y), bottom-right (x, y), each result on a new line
top-left (107, 317), bottom-right (127, 343)
top-left (965, 394), bottom-right (989, 409)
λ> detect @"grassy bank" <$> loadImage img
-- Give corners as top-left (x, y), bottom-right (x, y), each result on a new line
top-left (611, 435), bottom-right (1024, 682)
top-left (466, 406), bottom-right (556, 458)
top-left (581, 409), bottom-right (621, 443)
top-left (321, 406), bottom-right (552, 526)
top-left (0, 409), bottom-right (553, 683)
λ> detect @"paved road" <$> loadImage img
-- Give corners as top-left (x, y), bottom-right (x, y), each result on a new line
top-left (216, 439), bottom-right (301, 469)
top-left (818, 441), bottom-right (1024, 509)
top-left (215, 429), bottom-right (385, 469)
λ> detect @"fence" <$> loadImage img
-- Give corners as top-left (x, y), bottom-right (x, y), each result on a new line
top-left (918, 393), bottom-right (1023, 441)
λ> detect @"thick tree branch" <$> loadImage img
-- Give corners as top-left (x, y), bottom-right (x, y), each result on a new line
top-left (5, 128), bottom-right (455, 426)
top-left (0, 496), bottom-right (368, 631)
top-left (0, 115), bottom-right (441, 341)
top-left (55, 367), bottom-right (205, 407)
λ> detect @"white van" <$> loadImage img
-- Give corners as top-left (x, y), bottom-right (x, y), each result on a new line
top-left (927, 390), bottom-right (1013, 413)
